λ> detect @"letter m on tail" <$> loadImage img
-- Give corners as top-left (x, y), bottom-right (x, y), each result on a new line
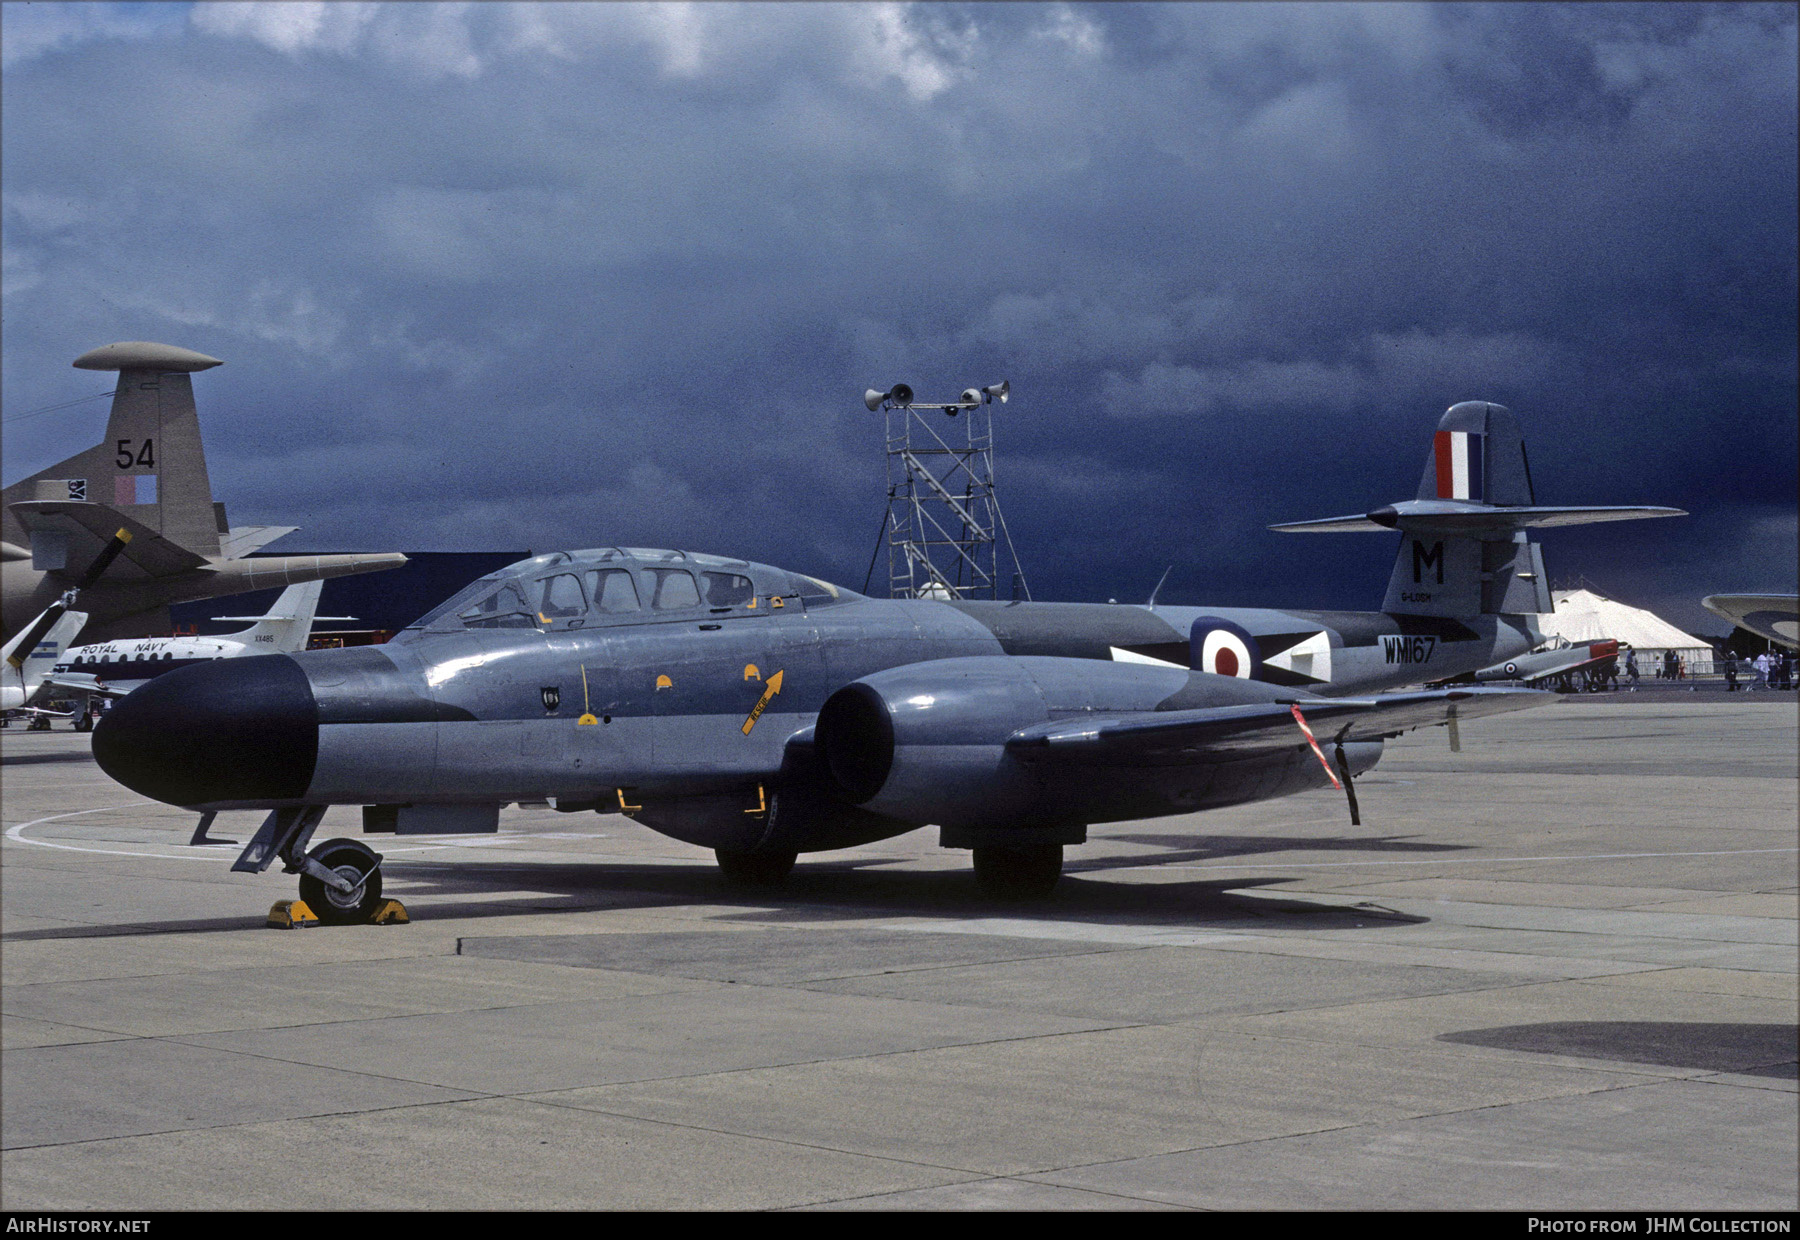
top-left (1413, 539), bottom-right (1444, 584)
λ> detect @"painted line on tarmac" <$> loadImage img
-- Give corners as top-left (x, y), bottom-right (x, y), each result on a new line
top-left (2, 804), bottom-right (204, 860)
top-left (5, 807), bottom-right (608, 861)
top-left (1120, 847), bottom-right (1800, 874)
top-left (882, 917), bottom-right (1254, 947)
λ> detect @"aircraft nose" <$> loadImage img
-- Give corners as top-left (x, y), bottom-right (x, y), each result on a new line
top-left (92, 655), bottom-right (319, 807)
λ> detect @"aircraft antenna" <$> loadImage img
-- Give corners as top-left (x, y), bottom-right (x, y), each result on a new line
top-left (864, 382), bottom-right (1029, 601)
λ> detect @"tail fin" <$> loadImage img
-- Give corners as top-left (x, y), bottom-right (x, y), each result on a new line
top-left (1415, 400), bottom-right (1534, 506)
top-left (209, 581), bottom-right (346, 653)
top-left (1272, 401), bottom-right (1684, 619)
top-left (1, 342), bottom-right (225, 558)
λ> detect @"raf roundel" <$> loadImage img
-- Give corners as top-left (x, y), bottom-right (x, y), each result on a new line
top-left (1189, 617), bottom-right (1262, 680)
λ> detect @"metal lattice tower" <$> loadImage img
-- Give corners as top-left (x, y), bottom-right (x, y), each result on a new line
top-left (864, 382), bottom-right (1030, 601)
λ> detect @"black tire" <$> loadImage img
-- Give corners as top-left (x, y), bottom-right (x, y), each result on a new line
top-left (972, 844), bottom-right (1063, 899)
top-left (74, 714), bottom-right (94, 732)
top-left (715, 848), bottom-right (797, 887)
top-left (298, 839), bottom-right (383, 925)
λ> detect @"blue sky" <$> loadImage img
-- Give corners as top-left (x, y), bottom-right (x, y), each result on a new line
top-left (4, 2), bottom-right (1794, 630)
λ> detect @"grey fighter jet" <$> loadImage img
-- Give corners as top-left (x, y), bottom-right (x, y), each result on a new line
top-left (92, 401), bottom-right (1684, 918)
top-left (3, 341), bottom-right (406, 644)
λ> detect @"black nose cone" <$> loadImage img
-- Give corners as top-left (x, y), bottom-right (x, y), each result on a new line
top-left (92, 655), bottom-right (319, 807)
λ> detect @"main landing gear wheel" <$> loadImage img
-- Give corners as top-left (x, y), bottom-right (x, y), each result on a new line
top-left (297, 839), bottom-right (384, 926)
top-left (972, 844), bottom-right (1063, 900)
top-left (714, 848), bottom-right (797, 887)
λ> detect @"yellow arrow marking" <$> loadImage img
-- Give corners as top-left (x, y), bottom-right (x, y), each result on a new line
top-left (741, 669), bottom-right (784, 735)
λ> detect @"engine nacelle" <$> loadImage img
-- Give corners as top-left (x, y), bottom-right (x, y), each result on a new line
top-left (627, 731), bottom-right (914, 855)
top-left (815, 656), bottom-right (1205, 829)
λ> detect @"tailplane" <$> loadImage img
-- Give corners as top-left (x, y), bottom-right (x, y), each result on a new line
top-left (1272, 401), bottom-right (1684, 618)
top-left (209, 581), bottom-right (355, 653)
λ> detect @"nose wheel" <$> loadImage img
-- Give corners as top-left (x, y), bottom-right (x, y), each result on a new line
top-left (297, 839), bottom-right (384, 925)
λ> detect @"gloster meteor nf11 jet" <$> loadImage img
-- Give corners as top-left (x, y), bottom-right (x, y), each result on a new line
top-left (92, 401), bottom-right (1682, 920)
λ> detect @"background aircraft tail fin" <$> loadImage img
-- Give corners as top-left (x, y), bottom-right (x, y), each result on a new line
top-left (2, 342), bottom-right (226, 562)
top-left (4, 608), bottom-right (89, 699)
top-left (210, 580), bottom-right (337, 653)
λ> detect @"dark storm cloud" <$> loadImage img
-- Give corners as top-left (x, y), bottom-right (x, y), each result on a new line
top-left (3, 2), bottom-right (1794, 631)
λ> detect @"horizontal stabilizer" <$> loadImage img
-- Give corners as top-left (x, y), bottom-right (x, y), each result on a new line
top-left (1272, 503), bottom-right (1686, 535)
top-left (43, 672), bottom-right (134, 699)
top-left (10, 501), bottom-right (209, 579)
top-left (219, 526), bottom-right (299, 559)
top-left (1006, 687), bottom-right (1547, 764)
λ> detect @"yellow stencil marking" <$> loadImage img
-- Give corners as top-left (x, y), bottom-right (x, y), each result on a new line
top-left (655, 674), bottom-right (672, 690)
top-left (740, 669), bottom-right (785, 735)
top-left (577, 665), bottom-right (598, 726)
top-left (744, 663), bottom-right (761, 681)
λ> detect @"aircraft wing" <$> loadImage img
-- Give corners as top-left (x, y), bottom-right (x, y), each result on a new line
top-left (1702, 594), bottom-right (1799, 650)
top-left (1510, 652), bottom-right (1613, 684)
top-left (1006, 687), bottom-right (1549, 764)
top-left (41, 672), bottom-right (138, 699)
top-left (9, 501), bottom-right (210, 580)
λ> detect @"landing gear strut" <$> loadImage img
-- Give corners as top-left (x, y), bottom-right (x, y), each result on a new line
top-left (972, 843), bottom-right (1063, 899)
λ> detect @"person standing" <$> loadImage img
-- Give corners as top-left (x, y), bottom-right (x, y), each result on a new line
top-left (1724, 651), bottom-right (1738, 692)
top-left (1624, 646), bottom-right (1639, 688)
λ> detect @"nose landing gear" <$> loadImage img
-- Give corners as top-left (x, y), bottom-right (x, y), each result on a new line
top-left (233, 808), bottom-right (407, 926)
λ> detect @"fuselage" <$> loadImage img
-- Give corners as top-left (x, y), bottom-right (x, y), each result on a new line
top-left (92, 547), bottom-right (1539, 822)
top-left (54, 634), bottom-right (255, 687)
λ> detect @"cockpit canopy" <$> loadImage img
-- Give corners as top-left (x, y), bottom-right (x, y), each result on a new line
top-left (400, 548), bottom-right (861, 636)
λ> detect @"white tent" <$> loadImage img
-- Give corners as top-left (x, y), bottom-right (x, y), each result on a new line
top-left (1539, 587), bottom-right (1714, 671)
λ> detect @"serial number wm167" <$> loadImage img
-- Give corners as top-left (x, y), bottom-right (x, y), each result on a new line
top-left (1382, 635), bottom-right (1438, 665)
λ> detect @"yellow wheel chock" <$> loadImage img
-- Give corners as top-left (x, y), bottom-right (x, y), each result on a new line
top-left (267, 899), bottom-right (319, 928)
top-left (267, 897), bottom-right (409, 927)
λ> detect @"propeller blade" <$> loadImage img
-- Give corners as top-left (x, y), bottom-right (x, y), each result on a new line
top-left (7, 529), bottom-right (129, 670)
top-left (75, 528), bottom-right (133, 593)
top-left (6, 602), bottom-right (66, 671)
